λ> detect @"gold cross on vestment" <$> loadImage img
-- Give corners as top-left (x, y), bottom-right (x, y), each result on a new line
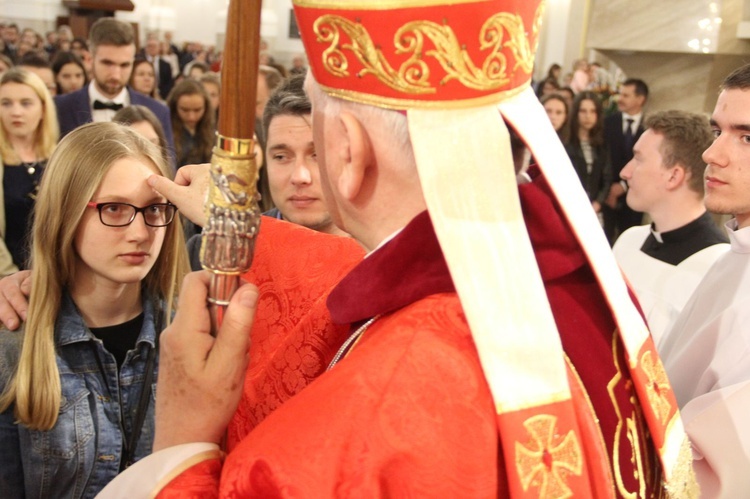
top-left (515, 414), bottom-right (583, 499)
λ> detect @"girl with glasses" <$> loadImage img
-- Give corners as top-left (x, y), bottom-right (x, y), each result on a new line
top-left (0, 121), bottom-right (189, 497)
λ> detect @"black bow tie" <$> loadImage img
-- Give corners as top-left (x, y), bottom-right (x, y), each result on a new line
top-left (93, 100), bottom-right (124, 111)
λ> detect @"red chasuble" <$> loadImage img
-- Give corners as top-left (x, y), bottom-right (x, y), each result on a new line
top-left (225, 217), bottom-right (365, 450)
top-left (158, 175), bottom-right (665, 498)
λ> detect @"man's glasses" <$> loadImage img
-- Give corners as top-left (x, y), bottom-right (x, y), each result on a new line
top-left (86, 202), bottom-right (176, 227)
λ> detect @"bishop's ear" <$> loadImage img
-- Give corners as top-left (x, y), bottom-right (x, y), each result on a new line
top-left (336, 111), bottom-right (374, 201)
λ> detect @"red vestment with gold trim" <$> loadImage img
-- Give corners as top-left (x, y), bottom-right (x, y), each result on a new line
top-left (157, 174), bottom-right (666, 498)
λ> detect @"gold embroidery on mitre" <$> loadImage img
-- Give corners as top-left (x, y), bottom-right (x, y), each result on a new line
top-left (515, 414), bottom-right (582, 498)
top-left (640, 350), bottom-right (672, 426)
top-left (312, 3), bottom-right (544, 95)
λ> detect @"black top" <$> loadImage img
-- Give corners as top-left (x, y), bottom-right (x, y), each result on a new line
top-left (564, 141), bottom-right (612, 204)
top-left (640, 211), bottom-right (729, 265)
top-left (3, 161), bottom-right (45, 269)
top-left (90, 313), bottom-right (145, 367)
top-left (176, 127), bottom-right (210, 168)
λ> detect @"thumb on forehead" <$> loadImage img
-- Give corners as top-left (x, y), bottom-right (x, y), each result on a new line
top-left (147, 174), bottom-right (176, 199)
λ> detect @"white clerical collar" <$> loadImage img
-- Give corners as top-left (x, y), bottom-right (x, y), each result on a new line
top-left (88, 82), bottom-right (130, 122)
top-left (649, 224), bottom-right (664, 244)
top-left (725, 218), bottom-right (750, 254)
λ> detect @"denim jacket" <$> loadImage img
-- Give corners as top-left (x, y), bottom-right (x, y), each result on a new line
top-left (0, 291), bottom-right (163, 499)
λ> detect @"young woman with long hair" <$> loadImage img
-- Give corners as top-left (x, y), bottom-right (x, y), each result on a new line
top-left (0, 68), bottom-right (59, 275)
top-left (114, 104), bottom-right (172, 169)
top-left (166, 79), bottom-right (213, 168)
top-left (541, 93), bottom-right (570, 144)
top-left (565, 91), bottom-right (612, 215)
top-left (129, 57), bottom-right (160, 101)
top-left (51, 51), bottom-right (88, 95)
top-left (0, 122), bottom-right (189, 497)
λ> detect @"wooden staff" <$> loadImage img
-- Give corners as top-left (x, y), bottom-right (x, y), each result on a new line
top-left (200, 0), bottom-right (263, 332)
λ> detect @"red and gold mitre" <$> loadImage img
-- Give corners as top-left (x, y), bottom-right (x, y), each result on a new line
top-left (294, 1), bottom-right (698, 496)
top-left (294, 0), bottom-right (542, 109)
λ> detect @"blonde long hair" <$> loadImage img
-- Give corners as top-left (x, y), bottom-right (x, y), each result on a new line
top-left (0, 68), bottom-right (59, 164)
top-left (0, 122), bottom-right (189, 430)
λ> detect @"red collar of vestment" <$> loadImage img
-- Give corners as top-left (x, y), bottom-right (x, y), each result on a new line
top-left (327, 170), bottom-right (586, 325)
top-left (327, 210), bottom-right (455, 325)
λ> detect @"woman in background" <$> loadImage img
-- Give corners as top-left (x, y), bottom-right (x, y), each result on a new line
top-left (183, 60), bottom-right (209, 81)
top-left (0, 68), bottom-right (58, 275)
top-left (167, 79), bottom-right (213, 168)
top-left (535, 77), bottom-right (560, 99)
top-left (0, 122), bottom-right (189, 497)
top-left (570, 59), bottom-right (591, 94)
top-left (51, 51), bottom-right (87, 95)
top-left (114, 105), bottom-right (172, 169)
top-left (565, 91), bottom-right (611, 217)
top-left (541, 93), bottom-right (570, 144)
top-left (545, 63), bottom-right (561, 86)
top-left (130, 57), bottom-right (160, 101)
top-left (199, 71), bottom-right (221, 123)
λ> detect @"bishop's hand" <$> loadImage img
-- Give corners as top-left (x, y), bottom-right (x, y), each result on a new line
top-left (153, 271), bottom-right (258, 450)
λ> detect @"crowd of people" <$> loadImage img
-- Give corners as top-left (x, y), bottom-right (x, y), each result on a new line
top-left (0, 1), bottom-right (748, 497)
top-left (0, 17), bottom-right (312, 270)
top-left (537, 60), bottom-right (652, 244)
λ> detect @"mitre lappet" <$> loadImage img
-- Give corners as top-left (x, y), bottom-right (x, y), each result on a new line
top-left (293, 0), bottom-right (697, 496)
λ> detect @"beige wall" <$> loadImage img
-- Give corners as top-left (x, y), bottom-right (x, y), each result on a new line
top-left (587, 0), bottom-right (750, 114)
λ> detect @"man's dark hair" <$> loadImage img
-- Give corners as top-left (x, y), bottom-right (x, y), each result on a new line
top-left (262, 73), bottom-right (310, 138)
top-left (645, 110), bottom-right (713, 195)
top-left (51, 50), bottom-right (85, 75)
top-left (18, 52), bottom-right (50, 68)
top-left (71, 37), bottom-right (89, 51)
top-left (535, 76), bottom-right (560, 98)
top-left (721, 63), bottom-right (750, 91)
top-left (558, 86), bottom-right (574, 101)
top-left (88, 18), bottom-right (134, 54)
top-left (622, 78), bottom-right (649, 100)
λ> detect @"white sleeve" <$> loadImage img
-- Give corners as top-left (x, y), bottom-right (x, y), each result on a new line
top-left (681, 382), bottom-right (750, 498)
top-left (96, 442), bottom-right (220, 498)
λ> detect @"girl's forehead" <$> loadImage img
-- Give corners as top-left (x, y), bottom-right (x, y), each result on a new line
top-left (95, 157), bottom-right (162, 193)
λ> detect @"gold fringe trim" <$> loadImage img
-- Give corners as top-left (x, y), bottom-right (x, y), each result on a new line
top-left (663, 436), bottom-right (699, 498)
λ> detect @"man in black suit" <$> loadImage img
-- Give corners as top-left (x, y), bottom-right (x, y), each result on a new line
top-left (1, 22), bottom-right (19, 63)
top-left (603, 78), bottom-right (649, 243)
top-left (141, 34), bottom-right (174, 99)
top-left (54, 18), bottom-right (174, 148)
